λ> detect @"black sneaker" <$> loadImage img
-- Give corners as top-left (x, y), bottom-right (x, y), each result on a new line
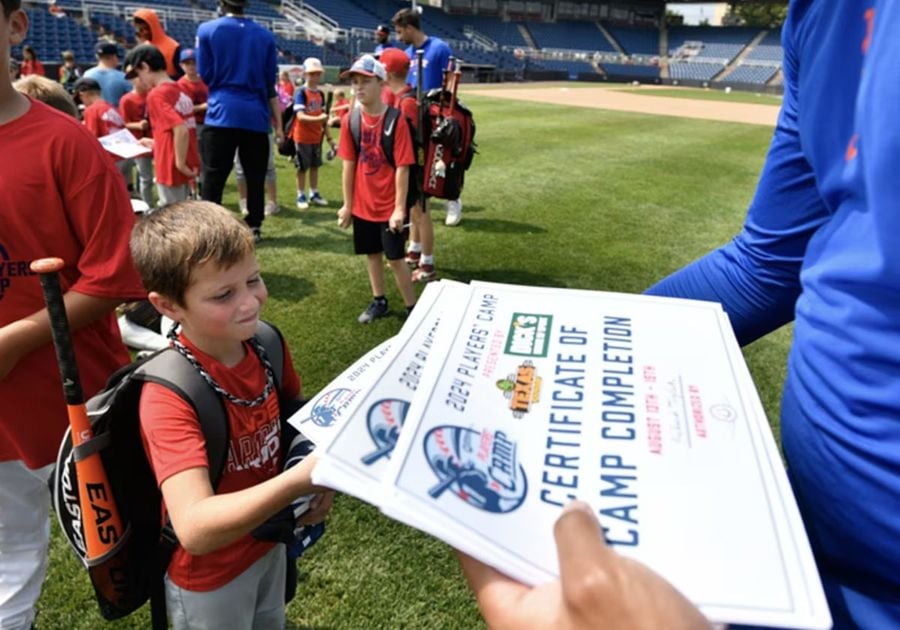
top-left (358, 299), bottom-right (389, 324)
top-left (251, 227), bottom-right (262, 243)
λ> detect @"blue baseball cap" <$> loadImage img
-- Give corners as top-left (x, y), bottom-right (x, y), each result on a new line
top-left (179, 48), bottom-right (196, 63)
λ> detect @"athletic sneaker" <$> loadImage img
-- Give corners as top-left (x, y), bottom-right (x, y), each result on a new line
top-left (310, 192), bottom-right (329, 207)
top-left (405, 250), bottom-right (421, 268)
top-left (445, 199), bottom-right (462, 226)
top-left (296, 192), bottom-right (309, 210)
top-left (264, 200), bottom-right (280, 216)
top-left (239, 198), bottom-right (248, 216)
top-left (251, 227), bottom-right (262, 243)
top-left (412, 264), bottom-right (436, 283)
top-left (358, 299), bottom-right (389, 324)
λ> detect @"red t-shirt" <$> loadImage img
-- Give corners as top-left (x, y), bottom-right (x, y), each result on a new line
top-left (119, 90), bottom-right (151, 139)
top-left (0, 99), bottom-right (145, 468)
top-left (338, 107), bottom-right (415, 222)
top-left (147, 81), bottom-right (200, 187)
top-left (139, 334), bottom-right (301, 591)
top-left (384, 86), bottom-right (418, 130)
top-left (176, 76), bottom-right (208, 125)
top-left (291, 86), bottom-right (325, 145)
top-left (82, 99), bottom-right (125, 138)
top-left (332, 97), bottom-right (350, 123)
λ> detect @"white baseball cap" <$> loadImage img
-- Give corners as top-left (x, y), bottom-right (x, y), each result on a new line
top-left (340, 54), bottom-right (386, 81)
top-left (303, 57), bottom-right (323, 74)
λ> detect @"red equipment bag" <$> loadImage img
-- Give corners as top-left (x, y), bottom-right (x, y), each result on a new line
top-left (419, 60), bottom-right (476, 200)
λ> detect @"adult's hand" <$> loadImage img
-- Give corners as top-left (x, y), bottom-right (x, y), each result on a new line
top-left (458, 501), bottom-right (710, 630)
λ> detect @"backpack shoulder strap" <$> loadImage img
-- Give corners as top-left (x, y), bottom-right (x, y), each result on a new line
top-left (137, 351), bottom-right (230, 488)
top-left (254, 320), bottom-right (284, 394)
top-left (349, 107), bottom-right (362, 158)
top-left (381, 106), bottom-right (401, 170)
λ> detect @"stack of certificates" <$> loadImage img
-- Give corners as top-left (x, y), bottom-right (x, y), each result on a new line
top-left (290, 281), bottom-right (831, 629)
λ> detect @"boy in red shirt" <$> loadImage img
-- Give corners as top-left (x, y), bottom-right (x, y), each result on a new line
top-left (74, 76), bottom-right (124, 137)
top-left (336, 55), bottom-right (417, 323)
top-left (0, 2), bottom-right (145, 626)
top-left (119, 75), bottom-right (155, 208)
top-left (175, 48), bottom-right (207, 129)
top-left (327, 87), bottom-right (350, 128)
top-left (125, 44), bottom-right (199, 206)
top-left (379, 47), bottom-right (436, 283)
top-left (131, 201), bottom-right (333, 629)
top-left (291, 57), bottom-right (334, 209)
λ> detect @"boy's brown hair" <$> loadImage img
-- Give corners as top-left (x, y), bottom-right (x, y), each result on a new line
top-left (392, 8), bottom-right (420, 31)
top-left (2, 0), bottom-right (21, 17)
top-left (14, 75), bottom-right (78, 118)
top-left (130, 201), bottom-right (255, 305)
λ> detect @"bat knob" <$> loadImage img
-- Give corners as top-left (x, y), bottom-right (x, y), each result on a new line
top-left (30, 257), bottom-right (66, 274)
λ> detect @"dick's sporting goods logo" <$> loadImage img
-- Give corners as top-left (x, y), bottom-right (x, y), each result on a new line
top-left (423, 425), bottom-right (527, 514)
top-left (505, 313), bottom-right (552, 357)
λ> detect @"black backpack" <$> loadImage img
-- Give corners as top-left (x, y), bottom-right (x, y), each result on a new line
top-left (348, 102), bottom-right (421, 211)
top-left (50, 321), bottom-right (299, 628)
top-left (420, 87), bottom-right (476, 200)
top-left (277, 102), bottom-right (297, 157)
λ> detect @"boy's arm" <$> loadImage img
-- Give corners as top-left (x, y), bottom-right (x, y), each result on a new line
top-left (0, 293), bottom-right (123, 380)
top-left (172, 124), bottom-right (198, 178)
top-left (390, 165), bottom-right (409, 232)
top-left (337, 157), bottom-right (355, 229)
top-left (160, 454), bottom-right (323, 556)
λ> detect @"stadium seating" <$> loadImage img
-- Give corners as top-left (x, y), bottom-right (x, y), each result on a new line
top-left (16, 8), bottom-right (97, 63)
top-left (668, 61), bottom-right (725, 82)
top-left (526, 20), bottom-right (615, 52)
top-left (600, 63), bottom-right (660, 78)
top-left (536, 58), bottom-right (596, 79)
top-left (719, 64), bottom-right (777, 84)
top-left (466, 15), bottom-right (528, 48)
top-left (604, 24), bottom-right (658, 56)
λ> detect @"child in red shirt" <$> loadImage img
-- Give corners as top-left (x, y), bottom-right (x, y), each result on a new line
top-left (379, 47), bottom-right (436, 284)
top-left (119, 76), bottom-right (155, 208)
top-left (74, 76), bottom-right (124, 137)
top-left (291, 57), bottom-right (334, 209)
top-left (327, 88), bottom-right (350, 128)
top-left (132, 201), bottom-right (333, 628)
top-left (336, 55), bottom-right (417, 323)
top-left (175, 48), bottom-right (207, 127)
top-left (125, 44), bottom-right (199, 206)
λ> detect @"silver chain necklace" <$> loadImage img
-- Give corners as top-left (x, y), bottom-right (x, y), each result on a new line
top-left (167, 324), bottom-right (275, 407)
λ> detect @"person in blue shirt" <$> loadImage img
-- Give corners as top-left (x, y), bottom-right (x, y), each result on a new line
top-left (83, 41), bottom-right (131, 107)
top-left (462, 1), bottom-right (900, 628)
top-left (392, 8), bottom-right (464, 227)
top-left (373, 24), bottom-right (394, 57)
top-left (196, 0), bottom-right (282, 242)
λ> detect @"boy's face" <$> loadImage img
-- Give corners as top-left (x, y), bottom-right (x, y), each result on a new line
top-left (306, 70), bottom-right (321, 87)
top-left (133, 19), bottom-right (150, 42)
top-left (0, 7), bottom-right (27, 81)
top-left (394, 23), bottom-right (414, 46)
top-left (166, 253), bottom-right (268, 353)
top-left (350, 74), bottom-right (381, 106)
top-left (180, 59), bottom-right (197, 78)
top-left (133, 63), bottom-right (153, 92)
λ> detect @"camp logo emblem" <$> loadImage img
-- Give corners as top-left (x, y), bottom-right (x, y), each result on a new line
top-left (423, 425), bottom-right (527, 514)
top-left (504, 313), bottom-right (552, 357)
top-left (496, 361), bottom-right (542, 418)
top-left (306, 388), bottom-right (359, 427)
top-left (360, 398), bottom-right (410, 465)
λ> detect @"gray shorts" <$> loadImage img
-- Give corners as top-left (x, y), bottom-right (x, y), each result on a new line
top-left (293, 142), bottom-right (322, 172)
top-left (165, 543), bottom-right (286, 630)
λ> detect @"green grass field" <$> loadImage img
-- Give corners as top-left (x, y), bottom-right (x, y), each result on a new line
top-left (35, 93), bottom-right (791, 629)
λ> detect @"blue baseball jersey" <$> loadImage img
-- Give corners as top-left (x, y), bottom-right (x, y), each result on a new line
top-left (649, 1), bottom-right (900, 625)
top-left (196, 16), bottom-right (277, 133)
top-left (404, 36), bottom-right (452, 91)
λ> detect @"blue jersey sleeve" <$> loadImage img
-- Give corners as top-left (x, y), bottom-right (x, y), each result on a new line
top-left (197, 24), bottom-right (213, 85)
top-left (645, 17), bottom-right (830, 346)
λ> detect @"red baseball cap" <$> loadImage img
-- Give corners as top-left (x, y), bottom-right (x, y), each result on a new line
top-left (380, 48), bottom-right (410, 75)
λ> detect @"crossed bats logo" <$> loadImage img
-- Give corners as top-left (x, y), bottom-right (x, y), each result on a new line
top-left (307, 388), bottom-right (359, 428)
top-left (360, 398), bottom-right (410, 466)
top-left (423, 425), bottom-right (527, 514)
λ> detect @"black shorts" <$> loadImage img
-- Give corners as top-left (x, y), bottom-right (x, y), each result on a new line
top-left (353, 215), bottom-right (408, 260)
top-left (293, 143), bottom-right (322, 171)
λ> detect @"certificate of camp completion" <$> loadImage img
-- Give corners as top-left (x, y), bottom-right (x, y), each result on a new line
top-left (382, 281), bottom-right (831, 629)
